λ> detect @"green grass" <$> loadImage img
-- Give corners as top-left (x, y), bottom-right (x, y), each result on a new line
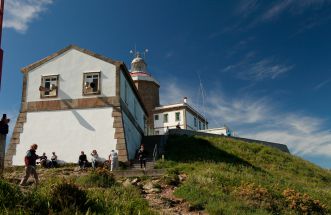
top-left (0, 170), bottom-right (155, 214)
top-left (156, 135), bottom-right (331, 214)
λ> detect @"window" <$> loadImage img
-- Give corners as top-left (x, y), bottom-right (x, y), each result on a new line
top-left (194, 117), bottom-right (197, 127)
top-left (155, 130), bottom-right (160, 135)
top-left (163, 114), bottom-right (168, 123)
top-left (154, 114), bottom-right (159, 121)
top-left (40, 75), bottom-right (59, 98)
top-left (175, 112), bottom-right (180, 121)
top-left (199, 121), bottom-right (201, 130)
top-left (83, 72), bottom-right (100, 95)
top-left (202, 123), bottom-right (205, 130)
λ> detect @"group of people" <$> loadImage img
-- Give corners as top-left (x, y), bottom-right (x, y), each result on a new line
top-left (39, 152), bottom-right (58, 168)
top-left (84, 149), bottom-right (118, 171)
top-left (19, 145), bottom-right (120, 186)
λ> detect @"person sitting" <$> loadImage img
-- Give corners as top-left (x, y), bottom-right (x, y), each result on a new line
top-left (91, 149), bottom-right (100, 169)
top-left (50, 152), bottom-right (58, 168)
top-left (78, 151), bottom-right (88, 169)
top-left (39, 152), bottom-right (49, 168)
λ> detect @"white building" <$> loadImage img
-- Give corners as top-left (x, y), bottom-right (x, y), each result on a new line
top-left (153, 98), bottom-right (208, 135)
top-left (5, 45), bottom-right (147, 166)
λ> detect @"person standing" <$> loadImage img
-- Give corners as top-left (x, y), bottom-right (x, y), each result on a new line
top-left (108, 150), bottom-right (118, 171)
top-left (0, 114), bottom-right (10, 175)
top-left (137, 145), bottom-right (147, 170)
top-left (20, 144), bottom-right (40, 186)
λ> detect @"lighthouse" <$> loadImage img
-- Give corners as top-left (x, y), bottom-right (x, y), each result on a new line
top-left (129, 51), bottom-right (160, 134)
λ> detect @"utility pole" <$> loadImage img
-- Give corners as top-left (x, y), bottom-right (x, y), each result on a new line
top-left (0, 0), bottom-right (4, 90)
top-left (0, 0), bottom-right (5, 176)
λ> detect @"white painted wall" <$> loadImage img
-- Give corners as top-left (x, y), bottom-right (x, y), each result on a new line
top-left (120, 71), bottom-right (145, 129)
top-left (122, 112), bottom-right (142, 160)
top-left (154, 110), bottom-right (185, 135)
top-left (202, 128), bottom-right (228, 136)
top-left (12, 107), bottom-right (116, 165)
top-left (26, 49), bottom-right (117, 102)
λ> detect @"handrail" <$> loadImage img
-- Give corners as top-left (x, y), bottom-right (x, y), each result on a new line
top-left (152, 143), bottom-right (158, 163)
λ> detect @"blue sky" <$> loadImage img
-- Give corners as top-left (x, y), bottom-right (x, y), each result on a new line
top-left (1, 0), bottom-right (331, 168)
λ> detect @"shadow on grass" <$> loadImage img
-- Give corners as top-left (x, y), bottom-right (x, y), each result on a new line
top-left (165, 135), bottom-right (262, 171)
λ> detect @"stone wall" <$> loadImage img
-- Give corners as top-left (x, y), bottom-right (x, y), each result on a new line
top-left (167, 129), bottom-right (290, 153)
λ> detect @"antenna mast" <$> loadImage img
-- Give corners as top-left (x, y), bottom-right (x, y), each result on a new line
top-left (0, 0), bottom-right (4, 90)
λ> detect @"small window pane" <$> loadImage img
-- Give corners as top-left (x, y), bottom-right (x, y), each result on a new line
top-left (83, 72), bottom-right (100, 95)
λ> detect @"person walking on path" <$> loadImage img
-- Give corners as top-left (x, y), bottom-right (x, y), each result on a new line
top-left (0, 114), bottom-right (10, 175)
top-left (20, 144), bottom-right (40, 186)
top-left (108, 150), bottom-right (118, 171)
top-left (138, 145), bottom-right (147, 170)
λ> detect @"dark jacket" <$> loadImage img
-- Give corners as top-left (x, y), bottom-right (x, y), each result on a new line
top-left (0, 121), bottom-right (8, 135)
top-left (79, 154), bottom-right (87, 162)
top-left (138, 149), bottom-right (147, 160)
top-left (24, 149), bottom-right (39, 166)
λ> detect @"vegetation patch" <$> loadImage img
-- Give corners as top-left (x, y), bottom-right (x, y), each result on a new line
top-left (76, 168), bottom-right (116, 188)
top-left (156, 135), bottom-right (331, 214)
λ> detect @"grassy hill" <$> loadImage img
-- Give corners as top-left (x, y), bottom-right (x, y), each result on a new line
top-left (155, 135), bottom-right (331, 214)
top-left (1, 135), bottom-right (330, 214)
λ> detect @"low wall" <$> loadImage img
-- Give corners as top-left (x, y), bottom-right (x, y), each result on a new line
top-left (167, 129), bottom-right (290, 153)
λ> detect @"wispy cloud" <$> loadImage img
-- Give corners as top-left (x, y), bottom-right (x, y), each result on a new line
top-left (314, 78), bottom-right (331, 90)
top-left (4, 0), bottom-right (53, 33)
top-left (262, 0), bottom-right (329, 21)
top-left (223, 57), bottom-right (294, 81)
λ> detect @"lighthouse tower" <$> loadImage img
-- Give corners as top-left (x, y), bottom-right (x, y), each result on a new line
top-left (129, 51), bottom-right (160, 134)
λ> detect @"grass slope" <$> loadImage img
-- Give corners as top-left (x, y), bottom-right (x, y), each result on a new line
top-left (156, 135), bottom-right (331, 215)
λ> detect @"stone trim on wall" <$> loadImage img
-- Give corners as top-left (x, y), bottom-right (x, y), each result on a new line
top-left (5, 74), bottom-right (28, 167)
top-left (26, 96), bottom-right (120, 112)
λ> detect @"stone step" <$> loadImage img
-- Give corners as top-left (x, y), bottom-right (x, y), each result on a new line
top-left (113, 169), bottom-right (165, 178)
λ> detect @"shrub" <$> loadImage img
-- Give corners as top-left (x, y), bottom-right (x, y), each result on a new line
top-left (0, 179), bottom-right (22, 210)
top-left (50, 182), bottom-right (88, 213)
top-left (283, 188), bottom-right (328, 214)
top-left (21, 191), bottom-right (49, 215)
top-left (76, 168), bottom-right (116, 188)
top-left (162, 169), bottom-right (180, 186)
top-left (233, 183), bottom-right (283, 213)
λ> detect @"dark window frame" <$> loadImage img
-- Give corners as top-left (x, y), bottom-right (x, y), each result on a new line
top-left (83, 72), bottom-right (101, 96)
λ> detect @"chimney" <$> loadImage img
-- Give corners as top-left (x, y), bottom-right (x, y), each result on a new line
top-left (183, 97), bottom-right (187, 104)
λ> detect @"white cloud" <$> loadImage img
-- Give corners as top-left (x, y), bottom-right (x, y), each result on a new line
top-left (4, 0), bottom-right (53, 33)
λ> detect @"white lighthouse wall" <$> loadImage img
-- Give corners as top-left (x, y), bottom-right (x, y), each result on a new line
top-left (12, 107), bottom-right (116, 165)
top-left (26, 49), bottom-right (117, 102)
top-left (153, 109), bottom-right (185, 135)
